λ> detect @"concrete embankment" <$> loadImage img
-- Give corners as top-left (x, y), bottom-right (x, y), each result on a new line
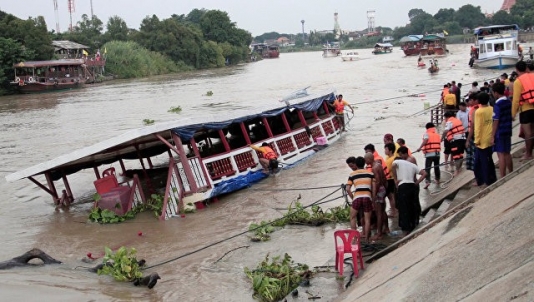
top-left (334, 157), bottom-right (534, 301)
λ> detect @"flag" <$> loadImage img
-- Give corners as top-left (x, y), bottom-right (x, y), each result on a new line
top-left (443, 30), bottom-right (449, 36)
top-left (82, 49), bottom-right (89, 56)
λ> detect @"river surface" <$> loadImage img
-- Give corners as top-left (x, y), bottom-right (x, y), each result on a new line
top-left (0, 45), bottom-right (504, 301)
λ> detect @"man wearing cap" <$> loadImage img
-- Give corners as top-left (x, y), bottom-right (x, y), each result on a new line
top-left (512, 60), bottom-right (534, 161)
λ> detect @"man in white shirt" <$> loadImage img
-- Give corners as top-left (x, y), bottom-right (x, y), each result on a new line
top-left (456, 101), bottom-right (469, 135)
top-left (391, 146), bottom-right (427, 236)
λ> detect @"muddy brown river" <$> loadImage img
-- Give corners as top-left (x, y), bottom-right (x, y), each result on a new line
top-left (0, 45), bottom-right (501, 301)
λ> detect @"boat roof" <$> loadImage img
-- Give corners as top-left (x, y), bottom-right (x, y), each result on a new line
top-left (399, 35), bottom-right (423, 43)
top-left (374, 43), bottom-right (393, 47)
top-left (5, 87), bottom-right (336, 182)
top-left (422, 34), bottom-right (445, 41)
top-left (473, 24), bottom-right (520, 35)
top-left (13, 59), bottom-right (85, 68)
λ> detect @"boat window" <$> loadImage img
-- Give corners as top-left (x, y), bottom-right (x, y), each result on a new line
top-left (226, 123), bottom-right (247, 149)
top-left (266, 116), bottom-right (288, 136)
top-left (479, 44), bottom-right (486, 54)
top-left (494, 43), bottom-right (504, 52)
top-left (486, 43), bottom-right (493, 53)
top-left (317, 103), bottom-right (328, 118)
top-left (195, 129), bottom-right (227, 158)
top-left (285, 110), bottom-right (301, 130)
top-left (506, 41), bottom-right (512, 50)
top-left (513, 41), bottom-right (517, 50)
top-left (247, 118), bottom-right (269, 143)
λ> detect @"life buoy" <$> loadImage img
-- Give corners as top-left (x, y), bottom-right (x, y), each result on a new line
top-left (28, 77), bottom-right (35, 83)
top-left (14, 77), bottom-right (20, 82)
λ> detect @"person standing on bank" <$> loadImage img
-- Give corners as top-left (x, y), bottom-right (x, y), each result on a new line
top-left (474, 92), bottom-right (497, 188)
top-left (390, 147), bottom-right (427, 235)
top-left (250, 142), bottom-right (279, 173)
top-left (512, 60), bottom-right (534, 161)
top-left (492, 82), bottom-right (513, 177)
top-left (442, 111), bottom-right (466, 175)
top-left (416, 122), bottom-right (441, 189)
top-left (332, 94), bottom-right (354, 132)
top-left (346, 156), bottom-right (376, 242)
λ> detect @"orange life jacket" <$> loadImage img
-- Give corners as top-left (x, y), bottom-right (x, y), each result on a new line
top-left (446, 117), bottom-right (465, 141)
top-left (262, 146), bottom-right (277, 160)
top-left (422, 127), bottom-right (441, 154)
top-left (518, 73), bottom-right (534, 105)
top-left (372, 151), bottom-right (389, 179)
top-left (333, 99), bottom-right (345, 114)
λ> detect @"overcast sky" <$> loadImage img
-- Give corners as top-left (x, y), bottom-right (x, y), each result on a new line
top-left (1, 0), bottom-right (504, 36)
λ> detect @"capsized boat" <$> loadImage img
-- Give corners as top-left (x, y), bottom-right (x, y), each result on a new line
top-left (6, 87), bottom-right (349, 220)
top-left (470, 24), bottom-right (520, 69)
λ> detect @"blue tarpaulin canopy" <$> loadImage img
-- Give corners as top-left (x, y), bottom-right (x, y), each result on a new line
top-left (171, 92), bottom-right (334, 141)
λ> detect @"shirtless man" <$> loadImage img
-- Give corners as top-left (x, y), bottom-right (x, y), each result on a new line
top-left (364, 153), bottom-right (389, 240)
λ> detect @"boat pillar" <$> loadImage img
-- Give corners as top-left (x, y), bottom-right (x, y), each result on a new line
top-left (297, 110), bottom-right (307, 127)
top-left (262, 117), bottom-right (274, 137)
top-left (281, 113), bottom-right (291, 133)
top-left (27, 173), bottom-right (60, 204)
top-left (239, 122), bottom-right (252, 144)
top-left (171, 133), bottom-right (199, 193)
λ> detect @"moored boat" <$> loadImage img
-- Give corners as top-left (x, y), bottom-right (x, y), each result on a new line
top-left (10, 59), bottom-right (94, 93)
top-left (6, 87), bottom-right (349, 220)
top-left (341, 51), bottom-right (359, 61)
top-left (372, 43), bottom-right (393, 55)
top-left (470, 24), bottom-right (520, 70)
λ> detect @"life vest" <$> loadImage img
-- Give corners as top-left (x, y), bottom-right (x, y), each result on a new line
top-left (374, 151), bottom-right (389, 179)
top-left (262, 146), bottom-right (277, 160)
top-left (518, 73), bottom-right (534, 105)
top-left (422, 128), bottom-right (441, 154)
top-left (446, 117), bottom-right (465, 141)
top-left (441, 88), bottom-right (449, 101)
top-left (333, 100), bottom-right (345, 114)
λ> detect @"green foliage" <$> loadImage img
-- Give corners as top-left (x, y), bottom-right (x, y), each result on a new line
top-left (102, 40), bottom-right (188, 79)
top-left (168, 106), bottom-right (182, 113)
top-left (248, 202), bottom-right (350, 242)
top-left (98, 246), bottom-right (144, 282)
top-left (143, 119), bottom-right (155, 125)
top-left (89, 193), bottom-right (164, 223)
top-left (0, 37), bottom-right (32, 94)
top-left (206, 90), bottom-right (213, 96)
top-left (244, 253), bottom-right (312, 302)
top-left (249, 221), bottom-right (276, 242)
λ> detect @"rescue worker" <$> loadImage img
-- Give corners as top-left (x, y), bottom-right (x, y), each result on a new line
top-left (332, 94), bottom-right (354, 132)
top-left (512, 60), bottom-right (534, 161)
top-left (442, 111), bottom-right (466, 175)
top-left (416, 122), bottom-right (441, 189)
top-left (250, 142), bottom-right (279, 173)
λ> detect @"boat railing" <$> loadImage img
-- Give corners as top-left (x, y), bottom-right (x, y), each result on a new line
top-left (200, 115), bottom-right (340, 185)
top-left (160, 157), bottom-right (186, 220)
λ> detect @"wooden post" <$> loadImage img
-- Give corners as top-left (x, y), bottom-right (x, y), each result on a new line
top-left (93, 167), bottom-right (100, 179)
top-left (297, 110), bottom-right (307, 127)
top-left (323, 101), bottom-right (330, 114)
top-left (218, 129), bottom-right (231, 152)
top-left (189, 138), bottom-right (211, 189)
top-left (281, 113), bottom-right (291, 133)
top-left (44, 172), bottom-right (59, 204)
top-left (240, 122), bottom-right (252, 144)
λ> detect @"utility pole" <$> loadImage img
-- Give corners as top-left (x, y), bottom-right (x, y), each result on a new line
top-left (90, 0), bottom-right (94, 19)
top-left (68, 0), bottom-right (75, 32)
top-left (301, 20), bottom-right (305, 45)
top-left (367, 10), bottom-right (375, 34)
top-left (53, 0), bottom-right (60, 33)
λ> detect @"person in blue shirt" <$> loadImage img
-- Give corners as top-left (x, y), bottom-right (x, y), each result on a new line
top-left (491, 82), bottom-right (513, 177)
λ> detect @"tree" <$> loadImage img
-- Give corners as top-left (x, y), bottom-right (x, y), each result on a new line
top-left (454, 5), bottom-right (487, 29)
top-left (0, 37), bottom-right (31, 94)
top-left (434, 8), bottom-right (455, 24)
top-left (408, 9), bottom-right (426, 21)
top-left (104, 16), bottom-right (129, 42)
top-left (510, 0), bottom-right (534, 28)
top-left (410, 13), bottom-right (438, 34)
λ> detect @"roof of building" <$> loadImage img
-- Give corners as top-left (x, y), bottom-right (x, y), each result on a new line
top-left (52, 40), bottom-right (89, 50)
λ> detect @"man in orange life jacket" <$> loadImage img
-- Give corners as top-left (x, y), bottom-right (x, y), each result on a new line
top-left (416, 122), bottom-right (441, 189)
top-left (512, 60), bottom-right (534, 161)
top-left (250, 142), bottom-right (279, 173)
top-left (332, 94), bottom-right (354, 132)
top-left (442, 111), bottom-right (466, 175)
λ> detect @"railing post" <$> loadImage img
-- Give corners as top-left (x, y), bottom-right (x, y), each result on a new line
top-left (172, 133), bottom-right (199, 192)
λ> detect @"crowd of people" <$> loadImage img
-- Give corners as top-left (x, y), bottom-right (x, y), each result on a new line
top-left (343, 59), bottom-right (534, 243)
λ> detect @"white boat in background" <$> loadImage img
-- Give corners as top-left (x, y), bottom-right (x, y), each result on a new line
top-left (322, 42), bottom-right (341, 58)
top-left (341, 52), bottom-right (359, 61)
top-left (471, 24), bottom-right (520, 70)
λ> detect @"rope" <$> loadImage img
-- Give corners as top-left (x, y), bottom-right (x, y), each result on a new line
top-left (250, 184), bottom-right (341, 191)
top-left (142, 186), bottom-right (345, 270)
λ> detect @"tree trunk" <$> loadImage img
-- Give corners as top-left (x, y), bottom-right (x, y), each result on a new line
top-left (0, 248), bottom-right (62, 270)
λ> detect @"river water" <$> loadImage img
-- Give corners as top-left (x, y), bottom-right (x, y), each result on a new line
top-left (0, 44), bottom-right (502, 301)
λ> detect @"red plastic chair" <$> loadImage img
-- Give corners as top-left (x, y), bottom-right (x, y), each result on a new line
top-left (334, 230), bottom-right (365, 277)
